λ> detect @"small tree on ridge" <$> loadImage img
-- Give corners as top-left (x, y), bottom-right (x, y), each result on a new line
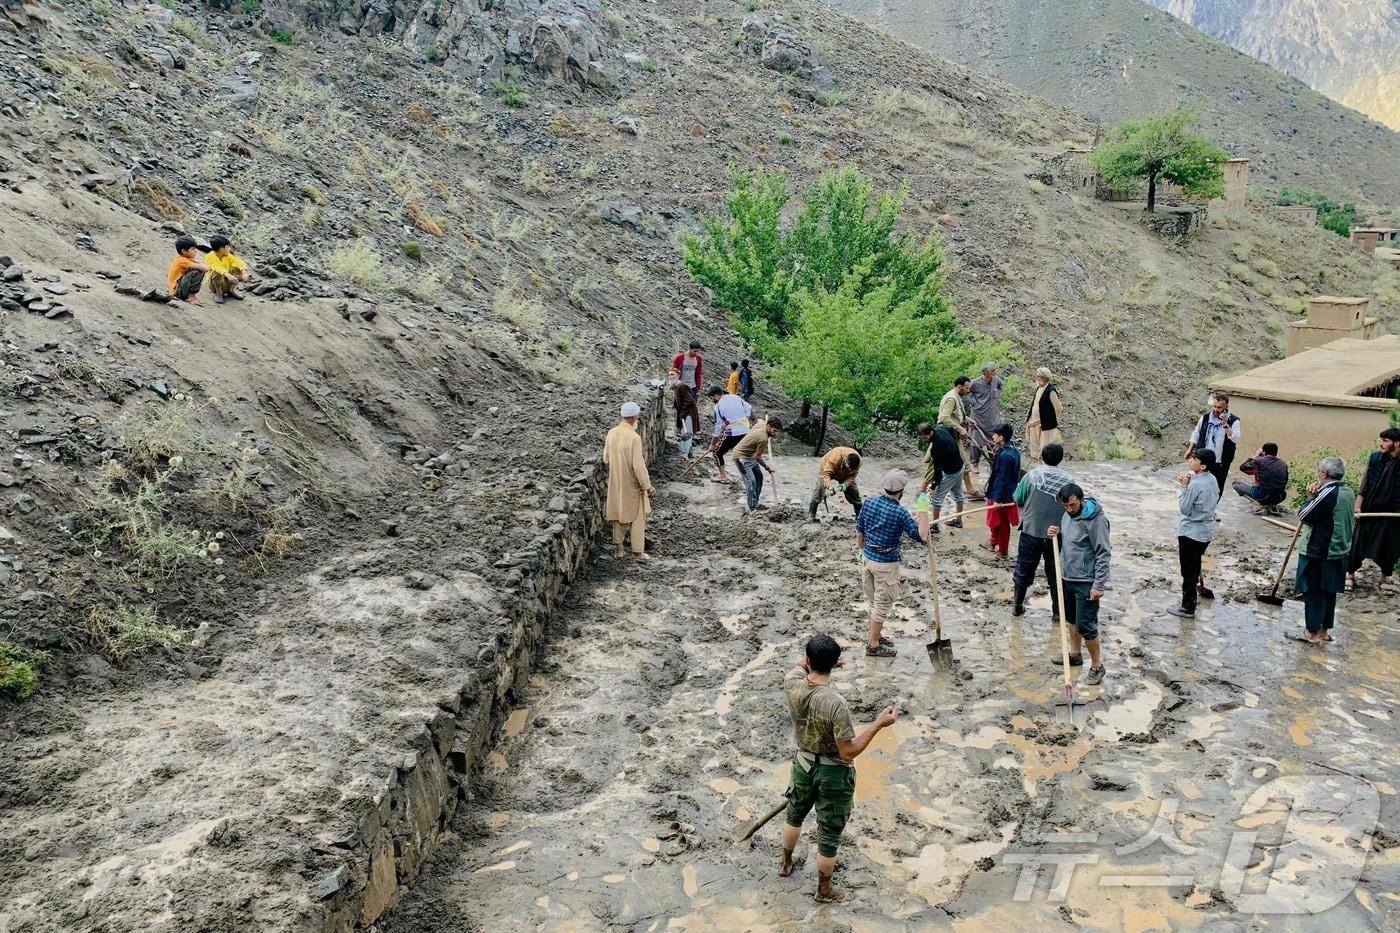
top-left (1090, 106), bottom-right (1229, 212)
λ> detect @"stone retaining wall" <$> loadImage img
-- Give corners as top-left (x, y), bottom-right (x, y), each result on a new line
top-left (315, 390), bottom-right (665, 930)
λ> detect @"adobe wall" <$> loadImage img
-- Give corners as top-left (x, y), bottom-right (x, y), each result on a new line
top-left (313, 391), bottom-right (666, 930)
top-left (1221, 159), bottom-right (1248, 203)
top-left (1273, 205), bottom-right (1317, 226)
top-left (1229, 396), bottom-right (1395, 458)
top-left (1351, 229), bottom-right (1379, 255)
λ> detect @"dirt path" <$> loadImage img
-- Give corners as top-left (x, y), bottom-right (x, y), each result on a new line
top-left (383, 454), bottom-right (1398, 931)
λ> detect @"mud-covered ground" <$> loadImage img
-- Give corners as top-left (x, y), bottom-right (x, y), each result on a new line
top-left (384, 453), bottom-right (1399, 931)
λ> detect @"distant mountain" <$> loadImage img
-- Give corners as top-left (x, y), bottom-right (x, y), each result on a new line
top-left (1146, 1), bottom-right (1400, 132)
top-left (823, 0), bottom-right (1400, 205)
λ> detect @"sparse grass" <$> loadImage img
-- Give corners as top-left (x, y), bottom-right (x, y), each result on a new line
top-left (300, 183), bottom-right (327, 204)
top-left (401, 264), bottom-right (451, 302)
top-left (172, 17), bottom-right (207, 45)
top-left (327, 240), bottom-right (389, 290)
top-left (1228, 263), bottom-right (1256, 287)
top-left (297, 204), bottom-right (321, 231)
top-left (493, 285), bottom-right (546, 331)
top-left (403, 241), bottom-right (423, 261)
top-left (86, 605), bottom-right (186, 664)
top-left (270, 28), bottom-right (296, 45)
top-left (1105, 428), bottom-right (1144, 461)
top-left (1077, 439), bottom-right (1103, 461)
top-left (54, 354), bottom-right (125, 401)
top-left (1287, 447), bottom-right (1372, 509)
top-left (521, 160), bottom-right (554, 194)
top-left (256, 494), bottom-right (304, 566)
top-left (613, 260), bottom-right (645, 287)
top-left (0, 641), bottom-right (45, 701)
top-left (1250, 257), bottom-right (1279, 278)
top-left (234, 219), bottom-right (277, 253)
top-left (212, 188), bottom-right (246, 220)
top-left (209, 446), bottom-right (262, 515)
top-left (119, 401), bottom-right (200, 476)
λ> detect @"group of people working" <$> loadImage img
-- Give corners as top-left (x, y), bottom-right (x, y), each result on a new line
top-left (602, 357), bottom-right (1399, 904)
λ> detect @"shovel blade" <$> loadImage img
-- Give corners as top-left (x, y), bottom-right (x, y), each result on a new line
top-left (1256, 591), bottom-right (1286, 606)
top-left (925, 638), bottom-right (955, 670)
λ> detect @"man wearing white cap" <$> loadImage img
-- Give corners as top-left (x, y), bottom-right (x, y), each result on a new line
top-left (604, 401), bottom-right (655, 560)
top-left (854, 469), bottom-right (930, 657)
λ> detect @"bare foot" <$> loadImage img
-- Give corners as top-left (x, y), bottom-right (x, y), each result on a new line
top-left (632, 553), bottom-right (652, 562)
top-left (778, 849), bottom-right (797, 877)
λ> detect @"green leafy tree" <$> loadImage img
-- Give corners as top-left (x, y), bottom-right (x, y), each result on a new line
top-left (785, 165), bottom-right (949, 319)
top-left (683, 165), bottom-right (950, 355)
top-left (682, 168), bottom-right (795, 351)
top-left (772, 266), bottom-right (1016, 447)
top-left (1090, 107), bottom-right (1229, 212)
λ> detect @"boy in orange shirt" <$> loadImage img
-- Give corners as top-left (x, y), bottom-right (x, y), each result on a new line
top-left (167, 237), bottom-right (208, 302)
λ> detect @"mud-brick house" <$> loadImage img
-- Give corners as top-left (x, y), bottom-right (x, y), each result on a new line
top-left (1211, 335), bottom-right (1400, 455)
top-left (1285, 296), bottom-right (1382, 356)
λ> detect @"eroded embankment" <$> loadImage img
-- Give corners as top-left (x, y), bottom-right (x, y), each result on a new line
top-left (0, 397), bottom-right (665, 933)
top-left (382, 456), bottom-right (1399, 932)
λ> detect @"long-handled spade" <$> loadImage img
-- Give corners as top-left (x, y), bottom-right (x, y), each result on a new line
top-left (1050, 534), bottom-right (1088, 729)
top-left (1257, 520), bottom-right (1304, 607)
top-left (924, 543), bottom-right (954, 670)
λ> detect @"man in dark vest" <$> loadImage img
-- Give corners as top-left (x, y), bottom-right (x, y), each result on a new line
top-left (1183, 393), bottom-right (1241, 498)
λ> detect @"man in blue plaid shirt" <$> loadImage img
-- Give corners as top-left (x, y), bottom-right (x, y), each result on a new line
top-left (855, 469), bottom-right (930, 657)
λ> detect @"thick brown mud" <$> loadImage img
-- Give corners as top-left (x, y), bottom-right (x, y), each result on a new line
top-left (383, 456), bottom-right (1398, 932)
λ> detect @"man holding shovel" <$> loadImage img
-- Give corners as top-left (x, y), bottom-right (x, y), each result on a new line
top-left (1048, 484), bottom-right (1111, 685)
top-left (779, 634), bottom-right (897, 903)
top-left (808, 447), bottom-right (863, 522)
top-left (855, 469), bottom-right (930, 657)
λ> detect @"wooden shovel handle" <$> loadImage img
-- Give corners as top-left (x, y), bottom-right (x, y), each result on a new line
top-left (1050, 534), bottom-right (1073, 694)
top-left (928, 502), bottom-right (1013, 527)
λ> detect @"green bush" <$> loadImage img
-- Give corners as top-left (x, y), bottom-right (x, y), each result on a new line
top-left (402, 241), bottom-right (423, 262)
top-left (1276, 187), bottom-right (1358, 238)
top-left (270, 29), bottom-right (296, 45)
top-left (491, 71), bottom-right (527, 108)
top-left (87, 605), bottom-right (186, 664)
top-left (1287, 447), bottom-right (1373, 509)
top-left (0, 641), bottom-right (45, 701)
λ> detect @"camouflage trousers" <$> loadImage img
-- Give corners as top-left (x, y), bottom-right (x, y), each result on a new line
top-left (784, 754), bottom-right (855, 858)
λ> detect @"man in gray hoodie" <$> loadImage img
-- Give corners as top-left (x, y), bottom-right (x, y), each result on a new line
top-left (1011, 442), bottom-right (1075, 620)
top-left (1048, 483), bottom-right (1111, 685)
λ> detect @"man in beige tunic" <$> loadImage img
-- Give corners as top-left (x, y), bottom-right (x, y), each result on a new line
top-left (604, 401), bottom-right (655, 560)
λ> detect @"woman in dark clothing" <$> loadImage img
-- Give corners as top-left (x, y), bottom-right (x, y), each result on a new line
top-left (983, 424), bottom-right (1022, 557)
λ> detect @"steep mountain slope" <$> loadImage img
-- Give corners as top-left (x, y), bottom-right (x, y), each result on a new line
top-left (825, 0), bottom-right (1400, 205)
top-left (1, 0), bottom-right (1398, 926)
top-left (1149, 0), bottom-right (1400, 131)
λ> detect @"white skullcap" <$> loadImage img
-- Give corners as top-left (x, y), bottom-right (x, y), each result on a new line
top-left (620, 401), bottom-right (642, 418)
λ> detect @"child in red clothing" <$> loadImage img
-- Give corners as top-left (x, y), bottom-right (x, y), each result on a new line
top-left (984, 423), bottom-right (1022, 556)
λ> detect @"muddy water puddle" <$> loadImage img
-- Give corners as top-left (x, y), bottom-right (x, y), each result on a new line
top-left (385, 459), bottom-right (1399, 932)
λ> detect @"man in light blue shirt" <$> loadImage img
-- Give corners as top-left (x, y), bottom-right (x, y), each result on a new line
top-left (1169, 450), bottom-right (1221, 617)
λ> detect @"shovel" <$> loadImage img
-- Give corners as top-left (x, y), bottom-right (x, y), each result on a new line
top-left (1257, 520), bottom-right (1304, 606)
top-left (1050, 534), bottom-right (1088, 729)
top-left (924, 540), bottom-right (954, 670)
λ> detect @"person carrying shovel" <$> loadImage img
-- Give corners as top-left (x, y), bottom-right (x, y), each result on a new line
top-left (1047, 483), bottom-right (1111, 685)
top-left (854, 469), bottom-right (930, 657)
top-left (778, 634), bottom-right (898, 903)
top-left (1294, 456), bottom-right (1355, 644)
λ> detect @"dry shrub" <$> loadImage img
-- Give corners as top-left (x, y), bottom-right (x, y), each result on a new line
top-left (405, 101), bottom-right (434, 124)
top-left (134, 179), bottom-right (185, 220)
top-left (408, 202), bottom-right (446, 236)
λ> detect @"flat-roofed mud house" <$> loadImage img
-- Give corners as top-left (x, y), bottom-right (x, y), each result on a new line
top-left (1286, 296), bottom-right (1383, 356)
top-left (1212, 335), bottom-right (1400, 455)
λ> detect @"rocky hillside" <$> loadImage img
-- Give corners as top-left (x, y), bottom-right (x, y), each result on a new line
top-left (824, 0), bottom-right (1400, 206)
top-left (1148, 0), bottom-right (1400, 131)
top-left (1, 0), bottom-right (1398, 925)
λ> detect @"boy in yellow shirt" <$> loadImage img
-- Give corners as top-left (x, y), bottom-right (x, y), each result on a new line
top-left (205, 234), bottom-right (251, 303)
